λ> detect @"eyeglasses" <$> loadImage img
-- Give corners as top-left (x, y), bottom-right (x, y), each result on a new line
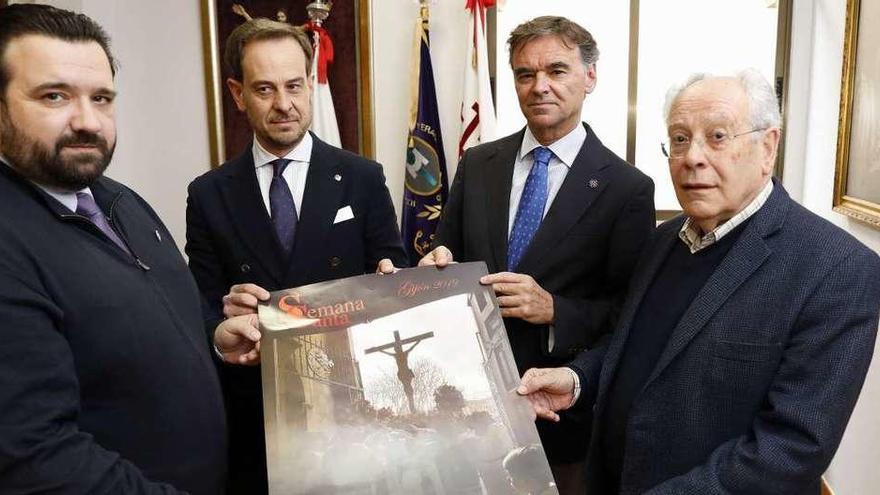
top-left (661, 128), bottom-right (767, 159)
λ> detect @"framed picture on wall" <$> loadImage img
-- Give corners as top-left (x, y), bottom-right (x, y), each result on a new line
top-left (834, 0), bottom-right (880, 228)
top-left (200, 0), bottom-right (374, 166)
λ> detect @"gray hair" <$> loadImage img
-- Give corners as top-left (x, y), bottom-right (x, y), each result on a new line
top-left (507, 16), bottom-right (599, 68)
top-left (663, 68), bottom-right (782, 130)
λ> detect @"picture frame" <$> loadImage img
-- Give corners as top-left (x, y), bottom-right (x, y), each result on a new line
top-left (833, 0), bottom-right (880, 228)
top-left (200, 0), bottom-right (375, 166)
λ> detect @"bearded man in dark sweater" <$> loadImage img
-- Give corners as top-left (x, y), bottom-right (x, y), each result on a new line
top-left (0, 5), bottom-right (258, 493)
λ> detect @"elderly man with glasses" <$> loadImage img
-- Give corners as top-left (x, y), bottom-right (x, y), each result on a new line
top-left (517, 69), bottom-right (880, 494)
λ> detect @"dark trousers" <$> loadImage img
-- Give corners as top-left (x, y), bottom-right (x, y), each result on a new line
top-left (551, 460), bottom-right (587, 495)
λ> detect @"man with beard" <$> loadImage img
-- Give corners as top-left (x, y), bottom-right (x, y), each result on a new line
top-left (0, 4), bottom-right (260, 493)
top-left (185, 18), bottom-right (406, 493)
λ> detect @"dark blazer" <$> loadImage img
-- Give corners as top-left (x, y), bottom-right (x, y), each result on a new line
top-left (572, 181), bottom-right (880, 494)
top-left (435, 123), bottom-right (656, 462)
top-left (185, 133), bottom-right (406, 492)
top-left (0, 164), bottom-right (226, 494)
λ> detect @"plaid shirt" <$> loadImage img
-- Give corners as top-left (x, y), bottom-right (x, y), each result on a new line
top-left (679, 180), bottom-right (774, 254)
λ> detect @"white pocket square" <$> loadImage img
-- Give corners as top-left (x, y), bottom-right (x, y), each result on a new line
top-left (333, 205), bottom-right (354, 224)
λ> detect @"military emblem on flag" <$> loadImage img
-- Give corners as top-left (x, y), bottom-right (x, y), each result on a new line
top-left (401, 6), bottom-right (449, 265)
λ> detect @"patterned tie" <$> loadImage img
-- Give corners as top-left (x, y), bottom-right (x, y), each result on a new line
top-left (269, 158), bottom-right (297, 255)
top-left (507, 147), bottom-right (552, 271)
top-left (75, 192), bottom-right (131, 254)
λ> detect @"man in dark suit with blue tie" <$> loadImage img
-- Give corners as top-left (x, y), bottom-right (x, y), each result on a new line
top-left (518, 70), bottom-right (880, 494)
top-left (382, 16), bottom-right (655, 493)
top-left (185, 18), bottom-right (406, 494)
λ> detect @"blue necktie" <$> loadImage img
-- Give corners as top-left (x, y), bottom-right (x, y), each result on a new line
top-left (75, 192), bottom-right (131, 254)
top-left (269, 159), bottom-right (297, 255)
top-left (508, 147), bottom-right (552, 271)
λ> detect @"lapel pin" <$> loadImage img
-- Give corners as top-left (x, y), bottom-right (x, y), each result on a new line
top-left (334, 174), bottom-right (342, 182)
top-left (154, 230), bottom-right (162, 242)
top-left (589, 179), bottom-right (599, 189)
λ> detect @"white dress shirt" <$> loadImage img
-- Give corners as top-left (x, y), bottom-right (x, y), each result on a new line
top-left (252, 133), bottom-right (313, 217)
top-left (507, 124), bottom-right (587, 236)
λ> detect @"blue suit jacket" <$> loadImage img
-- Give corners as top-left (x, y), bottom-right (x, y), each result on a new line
top-left (436, 123), bottom-right (655, 463)
top-left (572, 181), bottom-right (880, 494)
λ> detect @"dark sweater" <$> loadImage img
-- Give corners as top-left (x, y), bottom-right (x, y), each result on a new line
top-left (0, 163), bottom-right (226, 494)
top-left (600, 221), bottom-right (749, 491)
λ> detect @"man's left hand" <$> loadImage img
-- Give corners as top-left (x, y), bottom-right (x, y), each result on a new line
top-left (480, 272), bottom-right (554, 324)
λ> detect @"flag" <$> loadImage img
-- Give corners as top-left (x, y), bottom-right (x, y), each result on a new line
top-left (305, 22), bottom-right (341, 147)
top-left (459, 0), bottom-right (497, 158)
top-left (401, 9), bottom-right (449, 265)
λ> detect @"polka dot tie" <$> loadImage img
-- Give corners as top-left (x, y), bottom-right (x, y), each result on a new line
top-left (507, 147), bottom-right (552, 271)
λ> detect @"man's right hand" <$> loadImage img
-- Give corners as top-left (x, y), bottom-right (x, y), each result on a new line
top-left (214, 314), bottom-right (261, 365)
top-left (418, 245), bottom-right (454, 267)
top-left (376, 259), bottom-right (399, 275)
top-left (222, 283), bottom-right (270, 318)
top-left (517, 367), bottom-right (577, 422)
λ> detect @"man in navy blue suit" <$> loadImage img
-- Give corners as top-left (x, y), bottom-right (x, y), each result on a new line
top-left (518, 69), bottom-right (880, 494)
top-left (0, 4), bottom-right (258, 493)
top-left (382, 17), bottom-right (655, 493)
top-left (185, 18), bottom-right (406, 494)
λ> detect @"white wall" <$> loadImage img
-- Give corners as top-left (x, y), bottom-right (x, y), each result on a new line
top-left (24, 0), bottom-right (213, 251)
top-left (783, 0), bottom-right (880, 492)
top-left (85, 0), bottom-right (212, 250)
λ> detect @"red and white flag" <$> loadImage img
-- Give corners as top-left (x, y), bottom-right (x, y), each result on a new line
top-left (306, 23), bottom-right (341, 147)
top-left (459, 0), bottom-right (497, 158)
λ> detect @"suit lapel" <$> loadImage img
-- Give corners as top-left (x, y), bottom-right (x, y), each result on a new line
top-left (595, 222), bottom-right (681, 406)
top-left (483, 133), bottom-right (521, 272)
top-left (517, 124), bottom-right (609, 276)
top-left (284, 135), bottom-right (344, 286)
top-left (219, 149), bottom-right (286, 286)
top-left (641, 187), bottom-right (789, 388)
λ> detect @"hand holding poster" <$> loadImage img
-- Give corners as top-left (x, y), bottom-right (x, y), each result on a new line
top-left (258, 262), bottom-right (558, 494)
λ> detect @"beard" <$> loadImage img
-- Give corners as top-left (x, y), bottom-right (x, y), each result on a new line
top-left (0, 105), bottom-right (115, 191)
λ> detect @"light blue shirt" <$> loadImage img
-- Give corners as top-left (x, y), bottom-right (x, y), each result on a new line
top-left (506, 124), bottom-right (587, 351)
top-left (508, 124), bottom-right (587, 236)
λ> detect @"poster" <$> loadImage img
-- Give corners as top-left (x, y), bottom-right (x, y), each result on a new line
top-left (258, 262), bottom-right (557, 494)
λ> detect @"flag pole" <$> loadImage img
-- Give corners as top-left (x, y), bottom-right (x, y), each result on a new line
top-left (305, 0), bottom-right (342, 147)
top-left (459, 0), bottom-right (497, 158)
